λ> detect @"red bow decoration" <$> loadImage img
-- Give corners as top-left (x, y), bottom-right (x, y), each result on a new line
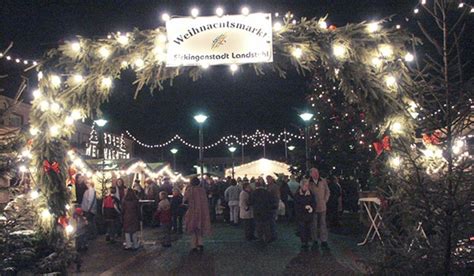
top-left (43, 160), bottom-right (60, 174)
top-left (58, 216), bottom-right (69, 228)
top-left (422, 131), bottom-right (441, 145)
top-left (373, 135), bottom-right (391, 156)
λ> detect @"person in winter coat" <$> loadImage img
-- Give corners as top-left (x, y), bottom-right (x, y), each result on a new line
top-left (122, 188), bottom-right (141, 250)
top-left (266, 175), bottom-right (280, 240)
top-left (102, 187), bottom-right (121, 243)
top-left (239, 182), bottom-right (256, 241)
top-left (184, 177), bottom-right (212, 253)
top-left (327, 176), bottom-right (343, 228)
top-left (224, 179), bottom-right (242, 225)
top-left (309, 168), bottom-right (331, 250)
top-left (81, 179), bottom-right (97, 240)
top-left (294, 179), bottom-right (317, 250)
top-left (250, 180), bottom-right (278, 244)
top-left (156, 191), bottom-right (172, 247)
top-left (170, 188), bottom-right (185, 233)
top-left (116, 178), bottom-right (126, 201)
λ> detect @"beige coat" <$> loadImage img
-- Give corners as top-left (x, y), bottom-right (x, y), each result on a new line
top-left (239, 190), bottom-right (253, 219)
top-left (309, 177), bottom-right (330, 212)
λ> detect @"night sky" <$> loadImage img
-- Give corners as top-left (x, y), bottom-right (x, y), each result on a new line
top-left (0, 0), bottom-right (414, 171)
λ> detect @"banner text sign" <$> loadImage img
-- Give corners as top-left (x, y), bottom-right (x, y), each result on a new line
top-left (165, 13), bottom-right (273, 67)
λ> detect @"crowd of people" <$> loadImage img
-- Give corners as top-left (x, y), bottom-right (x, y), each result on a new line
top-left (71, 166), bottom-right (350, 256)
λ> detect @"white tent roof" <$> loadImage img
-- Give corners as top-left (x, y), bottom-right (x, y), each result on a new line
top-left (226, 158), bottom-right (290, 178)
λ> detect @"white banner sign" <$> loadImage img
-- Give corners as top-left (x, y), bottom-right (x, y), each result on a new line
top-left (165, 13), bottom-right (273, 67)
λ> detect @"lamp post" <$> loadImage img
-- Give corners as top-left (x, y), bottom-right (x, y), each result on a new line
top-left (94, 118), bottom-right (108, 196)
top-left (299, 112), bottom-right (314, 172)
top-left (228, 146), bottom-right (237, 179)
top-left (287, 145), bottom-right (295, 163)
top-left (194, 114), bottom-right (208, 180)
top-left (170, 148), bottom-right (178, 171)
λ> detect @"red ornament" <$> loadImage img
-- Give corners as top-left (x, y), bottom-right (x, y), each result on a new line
top-left (43, 160), bottom-right (60, 174)
top-left (373, 135), bottom-right (391, 156)
top-left (58, 216), bottom-right (69, 228)
top-left (328, 25), bottom-right (337, 31)
top-left (422, 130), bottom-right (441, 145)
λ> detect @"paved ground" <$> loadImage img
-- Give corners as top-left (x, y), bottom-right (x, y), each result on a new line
top-left (71, 214), bottom-right (373, 275)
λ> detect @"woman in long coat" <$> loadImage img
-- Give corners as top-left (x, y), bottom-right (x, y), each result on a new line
top-left (184, 177), bottom-right (211, 252)
top-left (122, 188), bottom-right (140, 250)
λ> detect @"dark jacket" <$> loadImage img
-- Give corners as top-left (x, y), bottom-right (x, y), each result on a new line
top-left (294, 188), bottom-right (317, 222)
top-left (327, 182), bottom-right (342, 210)
top-left (279, 181), bottom-right (292, 202)
top-left (250, 188), bottom-right (278, 221)
top-left (170, 194), bottom-right (185, 216)
top-left (122, 199), bottom-right (140, 233)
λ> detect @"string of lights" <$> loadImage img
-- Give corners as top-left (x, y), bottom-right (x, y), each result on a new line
top-left (125, 129), bottom-right (317, 149)
top-left (0, 52), bottom-right (38, 67)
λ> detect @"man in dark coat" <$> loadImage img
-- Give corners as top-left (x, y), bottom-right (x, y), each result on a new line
top-left (327, 176), bottom-right (343, 228)
top-left (250, 181), bottom-right (278, 244)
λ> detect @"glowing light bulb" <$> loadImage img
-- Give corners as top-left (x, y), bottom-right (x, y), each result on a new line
top-left (65, 225), bottom-right (74, 234)
top-left (21, 149), bottom-right (32, 158)
top-left (50, 102), bottom-right (61, 113)
top-left (37, 71), bottom-right (43, 80)
top-left (101, 77), bottom-right (112, 89)
top-left (19, 165), bottom-right (27, 173)
top-left (371, 57), bottom-right (382, 67)
top-left (230, 64), bottom-right (238, 73)
top-left (39, 100), bottom-right (50, 111)
top-left (157, 34), bottom-right (167, 43)
top-left (458, 3), bottom-right (464, 8)
top-left (98, 46), bottom-right (111, 59)
top-left (241, 7), bottom-right (250, 15)
top-left (421, 0), bottom-right (426, 4)
top-left (333, 43), bottom-right (347, 59)
top-left (385, 75), bottom-right (397, 89)
top-left (121, 60), bottom-right (128, 68)
top-left (30, 190), bottom-right (40, 199)
top-left (32, 89), bottom-right (42, 99)
top-left (396, 24), bottom-right (401, 29)
top-left (50, 125), bottom-right (60, 136)
top-left (378, 44), bottom-right (393, 57)
top-left (161, 13), bottom-right (170, 22)
top-left (318, 21), bottom-right (327, 29)
top-left (30, 127), bottom-right (39, 136)
top-left (117, 35), bottom-right (129, 45)
top-left (41, 209), bottom-right (51, 219)
top-left (15, 58), bottom-right (20, 63)
top-left (215, 7), bottom-right (224, 17)
top-left (389, 156), bottom-right (402, 168)
top-left (50, 75), bottom-right (61, 87)
top-left (71, 42), bottom-right (81, 52)
top-left (191, 8), bottom-right (199, 18)
top-left (404, 52), bottom-right (414, 62)
top-left (391, 121), bottom-right (403, 133)
top-left (134, 58), bottom-right (145, 69)
top-left (273, 22), bottom-right (282, 31)
top-left (414, 8), bottom-right (419, 14)
top-left (367, 22), bottom-right (380, 33)
top-left (73, 74), bottom-right (83, 83)
top-left (71, 109), bottom-right (82, 120)
top-left (65, 116), bottom-right (74, 125)
top-left (292, 47), bottom-right (303, 58)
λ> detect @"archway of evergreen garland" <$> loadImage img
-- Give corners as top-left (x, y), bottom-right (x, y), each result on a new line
top-left (31, 14), bottom-right (417, 242)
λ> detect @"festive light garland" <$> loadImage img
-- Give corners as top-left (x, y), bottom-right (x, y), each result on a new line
top-left (125, 129), bottom-right (317, 149)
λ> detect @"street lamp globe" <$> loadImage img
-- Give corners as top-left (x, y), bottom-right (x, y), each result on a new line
top-left (94, 119), bottom-right (108, 127)
top-left (170, 148), bottom-right (178, 154)
top-left (228, 146), bottom-right (237, 153)
top-left (288, 145), bottom-right (296, 151)
top-left (194, 114), bottom-right (208, 124)
top-left (299, 112), bottom-right (314, 122)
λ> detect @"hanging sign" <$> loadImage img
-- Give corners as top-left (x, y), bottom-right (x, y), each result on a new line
top-left (165, 13), bottom-right (273, 67)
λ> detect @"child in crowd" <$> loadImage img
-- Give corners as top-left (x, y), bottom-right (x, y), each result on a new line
top-left (170, 188), bottom-right (185, 234)
top-left (102, 187), bottom-right (121, 243)
top-left (156, 191), bottom-right (172, 247)
top-left (294, 179), bottom-right (316, 251)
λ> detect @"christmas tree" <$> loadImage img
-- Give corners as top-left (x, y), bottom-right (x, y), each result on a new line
top-left (307, 70), bottom-right (375, 188)
top-left (375, 1), bottom-right (473, 274)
